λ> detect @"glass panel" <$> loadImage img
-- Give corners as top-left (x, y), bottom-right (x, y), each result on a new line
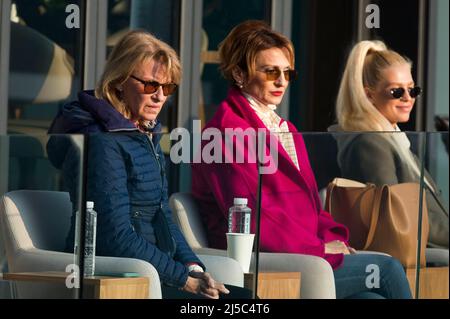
top-left (0, 133), bottom-right (85, 299)
top-left (165, 129), bottom-right (259, 299)
top-left (251, 131), bottom-right (437, 299)
top-left (8, 1), bottom-right (84, 135)
top-left (200, 0), bottom-right (271, 124)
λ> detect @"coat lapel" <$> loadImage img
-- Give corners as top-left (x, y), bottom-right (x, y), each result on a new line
top-left (226, 88), bottom-right (314, 194)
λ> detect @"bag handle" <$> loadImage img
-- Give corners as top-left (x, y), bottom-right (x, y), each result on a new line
top-left (325, 178), bottom-right (367, 212)
top-left (324, 181), bottom-right (336, 212)
top-left (363, 185), bottom-right (386, 250)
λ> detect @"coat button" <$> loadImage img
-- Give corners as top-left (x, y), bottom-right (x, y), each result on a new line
top-left (134, 211), bottom-right (140, 217)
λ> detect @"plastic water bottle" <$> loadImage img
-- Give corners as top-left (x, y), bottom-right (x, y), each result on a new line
top-left (74, 201), bottom-right (97, 277)
top-left (228, 198), bottom-right (251, 234)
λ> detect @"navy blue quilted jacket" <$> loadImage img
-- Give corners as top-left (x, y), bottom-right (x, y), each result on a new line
top-left (47, 90), bottom-right (204, 287)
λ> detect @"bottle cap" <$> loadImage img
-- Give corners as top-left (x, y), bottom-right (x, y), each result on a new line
top-left (86, 201), bottom-right (94, 209)
top-left (233, 198), bottom-right (248, 205)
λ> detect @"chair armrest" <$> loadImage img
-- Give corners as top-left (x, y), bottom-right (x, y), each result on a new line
top-left (355, 250), bottom-right (391, 257)
top-left (193, 247), bottom-right (227, 257)
top-left (195, 247), bottom-right (336, 299)
top-left (94, 255), bottom-right (161, 299)
top-left (257, 252), bottom-right (336, 299)
top-left (426, 248), bottom-right (449, 266)
top-left (357, 249), bottom-right (449, 266)
top-left (10, 248), bottom-right (161, 299)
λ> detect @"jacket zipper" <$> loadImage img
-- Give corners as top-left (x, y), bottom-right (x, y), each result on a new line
top-left (145, 134), bottom-right (176, 255)
top-left (145, 134), bottom-right (164, 209)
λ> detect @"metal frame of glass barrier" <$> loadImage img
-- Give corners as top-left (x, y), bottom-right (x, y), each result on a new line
top-left (416, 132), bottom-right (427, 298)
top-left (77, 134), bottom-right (88, 299)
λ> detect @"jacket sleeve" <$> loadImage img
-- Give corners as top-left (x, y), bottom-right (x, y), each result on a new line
top-left (87, 134), bottom-right (190, 287)
top-left (295, 133), bottom-right (349, 245)
top-left (157, 144), bottom-right (205, 270)
top-left (317, 209), bottom-right (350, 244)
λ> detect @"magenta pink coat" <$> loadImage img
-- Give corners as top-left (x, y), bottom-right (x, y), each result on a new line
top-left (191, 88), bottom-right (349, 269)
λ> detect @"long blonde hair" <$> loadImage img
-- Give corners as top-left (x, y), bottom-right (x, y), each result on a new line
top-left (95, 30), bottom-right (181, 119)
top-left (336, 40), bottom-right (412, 131)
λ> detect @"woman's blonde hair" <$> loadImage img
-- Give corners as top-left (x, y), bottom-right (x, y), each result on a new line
top-left (95, 30), bottom-right (181, 119)
top-left (335, 40), bottom-right (412, 131)
top-left (218, 20), bottom-right (295, 85)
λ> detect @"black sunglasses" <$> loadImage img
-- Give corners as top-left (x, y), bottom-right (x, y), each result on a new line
top-left (130, 75), bottom-right (178, 96)
top-left (259, 69), bottom-right (298, 82)
top-left (389, 86), bottom-right (422, 99)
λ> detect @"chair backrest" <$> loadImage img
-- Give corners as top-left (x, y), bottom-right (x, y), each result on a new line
top-left (10, 22), bottom-right (74, 105)
top-left (168, 192), bottom-right (339, 298)
top-left (168, 192), bottom-right (208, 249)
top-left (0, 190), bottom-right (73, 255)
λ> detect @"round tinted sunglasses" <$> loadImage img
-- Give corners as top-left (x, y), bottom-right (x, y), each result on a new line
top-left (258, 69), bottom-right (298, 82)
top-left (389, 86), bottom-right (422, 99)
top-left (130, 75), bottom-right (178, 96)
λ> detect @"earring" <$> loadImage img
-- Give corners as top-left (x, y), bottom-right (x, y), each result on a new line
top-left (116, 86), bottom-right (123, 100)
top-left (236, 81), bottom-right (243, 89)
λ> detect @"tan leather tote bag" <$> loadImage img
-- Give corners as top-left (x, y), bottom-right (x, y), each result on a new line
top-left (325, 178), bottom-right (429, 268)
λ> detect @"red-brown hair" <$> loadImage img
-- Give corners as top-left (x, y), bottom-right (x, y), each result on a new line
top-left (218, 20), bottom-right (295, 85)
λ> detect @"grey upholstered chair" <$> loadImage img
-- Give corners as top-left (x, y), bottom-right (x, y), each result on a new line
top-left (169, 192), bottom-right (337, 299)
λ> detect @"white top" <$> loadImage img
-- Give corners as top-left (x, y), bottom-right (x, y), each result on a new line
top-left (233, 198), bottom-right (248, 205)
top-left (242, 92), bottom-right (300, 170)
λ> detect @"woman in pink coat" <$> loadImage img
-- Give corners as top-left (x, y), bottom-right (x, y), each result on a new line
top-left (191, 20), bottom-right (411, 299)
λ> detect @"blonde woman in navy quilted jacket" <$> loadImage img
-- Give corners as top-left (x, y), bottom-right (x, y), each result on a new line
top-left (47, 30), bottom-right (251, 299)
